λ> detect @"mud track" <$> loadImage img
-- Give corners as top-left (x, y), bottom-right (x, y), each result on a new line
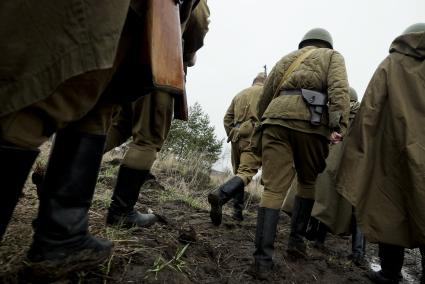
top-left (0, 155), bottom-right (422, 283)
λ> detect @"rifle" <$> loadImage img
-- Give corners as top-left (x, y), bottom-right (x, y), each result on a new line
top-left (144, 0), bottom-right (188, 120)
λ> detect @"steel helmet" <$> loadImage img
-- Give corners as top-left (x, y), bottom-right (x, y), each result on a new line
top-left (299, 28), bottom-right (333, 49)
top-left (349, 87), bottom-right (358, 102)
top-left (253, 72), bottom-right (266, 83)
top-left (403, 23), bottom-right (425, 35)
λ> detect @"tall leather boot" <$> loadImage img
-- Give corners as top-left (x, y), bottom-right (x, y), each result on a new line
top-left (287, 196), bottom-right (314, 259)
top-left (368, 243), bottom-right (404, 284)
top-left (305, 217), bottom-right (328, 247)
top-left (351, 222), bottom-right (366, 266)
top-left (208, 176), bottom-right (244, 226)
top-left (252, 207), bottom-right (280, 280)
top-left (0, 145), bottom-right (39, 241)
top-left (106, 166), bottom-right (158, 228)
top-left (27, 129), bottom-right (112, 280)
top-left (305, 217), bottom-right (320, 241)
top-left (232, 190), bottom-right (244, 221)
top-left (314, 221), bottom-right (328, 249)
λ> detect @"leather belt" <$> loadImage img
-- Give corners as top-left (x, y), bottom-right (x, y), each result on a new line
top-left (279, 89), bottom-right (302, 96)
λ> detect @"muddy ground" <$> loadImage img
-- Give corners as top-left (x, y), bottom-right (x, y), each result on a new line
top-left (0, 149), bottom-right (422, 283)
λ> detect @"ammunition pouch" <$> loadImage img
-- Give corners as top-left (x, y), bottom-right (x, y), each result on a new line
top-left (227, 127), bottom-right (239, 143)
top-left (227, 120), bottom-right (254, 143)
top-left (238, 120), bottom-right (254, 139)
top-left (249, 122), bottom-right (263, 156)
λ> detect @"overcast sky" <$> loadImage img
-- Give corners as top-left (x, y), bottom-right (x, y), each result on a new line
top-left (184, 0), bottom-right (425, 170)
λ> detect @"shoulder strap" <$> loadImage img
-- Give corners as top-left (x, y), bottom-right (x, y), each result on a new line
top-left (272, 48), bottom-right (316, 99)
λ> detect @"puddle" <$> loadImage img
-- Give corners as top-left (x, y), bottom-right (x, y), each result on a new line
top-left (369, 252), bottom-right (422, 283)
top-left (369, 256), bottom-right (381, 272)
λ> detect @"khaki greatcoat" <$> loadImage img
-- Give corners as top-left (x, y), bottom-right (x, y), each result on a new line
top-left (0, 1), bottom-right (131, 117)
top-left (336, 32), bottom-right (425, 248)
top-left (311, 101), bottom-right (360, 235)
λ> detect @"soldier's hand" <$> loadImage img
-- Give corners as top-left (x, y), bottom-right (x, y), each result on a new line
top-left (330, 131), bottom-right (343, 144)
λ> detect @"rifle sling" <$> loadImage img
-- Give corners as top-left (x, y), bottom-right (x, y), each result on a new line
top-left (272, 48), bottom-right (316, 99)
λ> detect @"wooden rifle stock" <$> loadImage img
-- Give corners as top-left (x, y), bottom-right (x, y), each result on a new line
top-left (140, 0), bottom-right (188, 119)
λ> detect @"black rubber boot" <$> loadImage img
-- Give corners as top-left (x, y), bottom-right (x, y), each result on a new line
top-left (0, 145), bottom-right (39, 241)
top-left (287, 196), bottom-right (314, 259)
top-left (305, 217), bottom-right (320, 241)
top-left (252, 207), bottom-right (280, 280)
top-left (305, 217), bottom-right (328, 249)
top-left (106, 166), bottom-right (158, 228)
top-left (27, 129), bottom-right (112, 281)
top-left (208, 176), bottom-right (244, 226)
top-left (232, 190), bottom-right (244, 221)
top-left (313, 221), bottom-right (328, 249)
top-left (367, 243), bottom-right (404, 284)
top-left (351, 222), bottom-right (366, 266)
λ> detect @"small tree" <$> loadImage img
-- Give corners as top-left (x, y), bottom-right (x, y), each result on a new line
top-left (162, 102), bottom-right (223, 167)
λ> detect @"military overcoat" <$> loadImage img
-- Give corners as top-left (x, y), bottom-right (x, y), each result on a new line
top-left (0, 0), bottom-right (131, 116)
top-left (337, 32), bottom-right (425, 248)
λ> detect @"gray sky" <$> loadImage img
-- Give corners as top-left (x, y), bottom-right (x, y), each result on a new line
top-left (185, 0), bottom-right (425, 170)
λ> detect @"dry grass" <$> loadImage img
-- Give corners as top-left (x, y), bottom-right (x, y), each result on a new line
top-left (244, 177), bottom-right (263, 211)
top-left (147, 150), bottom-right (220, 210)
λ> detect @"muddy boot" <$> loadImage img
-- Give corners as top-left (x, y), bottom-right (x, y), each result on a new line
top-left (26, 129), bottom-right (112, 281)
top-left (0, 145), bottom-right (39, 241)
top-left (208, 176), bottom-right (244, 226)
top-left (106, 166), bottom-right (158, 228)
top-left (232, 190), bottom-right (244, 221)
top-left (305, 217), bottom-right (320, 241)
top-left (143, 172), bottom-right (166, 191)
top-left (368, 243), bottom-right (404, 284)
top-left (252, 207), bottom-right (279, 280)
top-left (313, 222), bottom-right (328, 250)
top-left (351, 223), bottom-right (366, 267)
top-left (287, 196), bottom-right (314, 259)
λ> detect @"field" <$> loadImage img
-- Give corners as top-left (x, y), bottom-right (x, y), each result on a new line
top-left (0, 144), bottom-right (422, 283)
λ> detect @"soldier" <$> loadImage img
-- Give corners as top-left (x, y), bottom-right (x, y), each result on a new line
top-left (252, 28), bottom-right (350, 279)
top-left (0, 0), bottom-right (185, 278)
top-left (306, 87), bottom-right (366, 265)
top-left (103, 0), bottom-right (210, 229)
top-left (336, 23), bottom-right (425, 284)
top-left (208, 72), bottom-right (265, 225)
top-left (30, 0), bottom-right (210, 229)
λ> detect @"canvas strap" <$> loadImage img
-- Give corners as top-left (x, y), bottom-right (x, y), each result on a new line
top-left (272, 48), bottom-right (316, 99)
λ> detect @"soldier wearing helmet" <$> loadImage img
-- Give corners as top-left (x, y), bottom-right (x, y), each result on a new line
top-left (208, 72), bottom-right (265, 225)
top-left (337, 23), bottom-right (425, 284)
top-left (251, 28), bottom-right (350, 280)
